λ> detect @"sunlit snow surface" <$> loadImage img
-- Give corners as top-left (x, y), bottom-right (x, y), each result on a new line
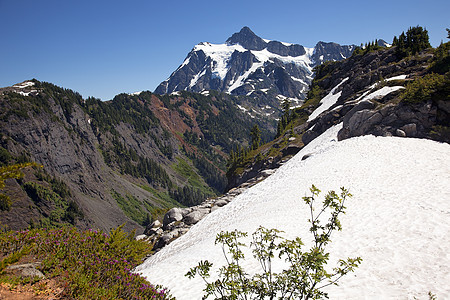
top-left (137, 124), bottom-right (450, 299)
top-left (308, 78), bottom-right (348, 121)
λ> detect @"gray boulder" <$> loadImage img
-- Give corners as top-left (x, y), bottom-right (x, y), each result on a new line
top-left (7, 263), bottom-right (45, 279)
top-left (214, 199), bottom-right (228, 207)
top-left (401, 123), bottom-right (417, 136)
top-left (184, 209), bottom-right (208, 225)
top-left (163, 208), bottom-right (186, 228)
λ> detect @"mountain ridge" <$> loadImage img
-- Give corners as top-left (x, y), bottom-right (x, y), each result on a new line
top-left (155, 27), bottom-right (356, 118)
top-left (0, 81), bottom-right (274, 232)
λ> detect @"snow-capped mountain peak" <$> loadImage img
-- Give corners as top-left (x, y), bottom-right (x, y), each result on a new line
top-left (155, 27), bottom-right (355, 118)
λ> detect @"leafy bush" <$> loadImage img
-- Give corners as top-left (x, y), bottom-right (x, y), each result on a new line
top-left (401, 73), bottom-right (449, 104)
top-left (0, 225), bottom-right (173, 299)
top-left (429, 41), bottom-right (450, 74)
top-left (186, 186), bottom-right (362, 299)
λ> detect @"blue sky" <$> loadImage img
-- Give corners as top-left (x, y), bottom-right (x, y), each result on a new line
top-left (1, 0), bottom-right (448, 100)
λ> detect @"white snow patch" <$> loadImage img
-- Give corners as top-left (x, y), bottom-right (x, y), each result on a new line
top-left (188, 68), bottom-right (207, 88)
top-left (228, 61), bottom-right (264, 92)
top-left (386, 74), bottom-right (407, 81)
top-left (136, 125), bottom-right (450, 300)
top-left (129, 91), bottom-right (143, 96)
top-left (357, 86), bottom-right (404, 103)
top-left (177, 57), bottom-right (191, 70)
top-left (308, 77), bottom-right (349, 122)
top-left (194, 43), bottom-right (246, 80)
top-left (291, 76), bottom-right (307, 85)
top-left (236, 104), bottom-right (248, 112)
top-left (251, 48), bottom-right (313, 70)
top-left (170, 91), bottom-right (181, 96)
top-left (13, 81), bottom-right (35, 89)
top-left (260, 88), bottom-right (269, 94)
top-left (331, 104), bottom-right (343, 111)
top-left (200, 90), bottom-right (210, 96)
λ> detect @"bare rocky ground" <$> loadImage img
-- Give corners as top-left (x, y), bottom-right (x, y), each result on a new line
top-left (0, 256), bottom-right (64, 300)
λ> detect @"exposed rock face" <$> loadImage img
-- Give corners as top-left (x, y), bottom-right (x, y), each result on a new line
top-left (296, 46), bottom-right (449, 146)
top-left (311, 41), bottom-right (355, 65)
top-left (226, 26), bottom-right (267, 51)
top-left (338, 101), bottom-right (438, 140)
top-left (0, 80), bottom-right (274, 232)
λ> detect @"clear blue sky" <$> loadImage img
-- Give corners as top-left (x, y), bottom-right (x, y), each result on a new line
top-left (1, 0), bottom-right (448, 100)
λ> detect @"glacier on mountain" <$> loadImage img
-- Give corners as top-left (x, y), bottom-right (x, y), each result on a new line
top-left (154, 27), bottom-right (355, 109)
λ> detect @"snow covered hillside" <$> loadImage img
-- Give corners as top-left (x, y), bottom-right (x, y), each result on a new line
top-left (136, 125), bottom-right (450, 299)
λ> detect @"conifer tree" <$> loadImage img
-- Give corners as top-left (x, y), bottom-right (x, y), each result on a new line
top-left (395, 26), bottom-right (431, 58)
top-left (250, 125), bottom-right (261, 150)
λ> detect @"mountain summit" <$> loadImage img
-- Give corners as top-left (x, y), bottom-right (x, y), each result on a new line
top-left (226, 26), bottom-right (267, 50)
top-left (155, 27), bottom-right (355, 116)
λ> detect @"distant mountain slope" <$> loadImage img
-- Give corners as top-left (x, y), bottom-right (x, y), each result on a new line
top-left (0, 81), bottom-right (273, 232)
top-left (155, 27), bottom-right (355, 117)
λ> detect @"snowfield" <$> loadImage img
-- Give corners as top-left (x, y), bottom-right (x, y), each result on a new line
top-left (307, 78), bottom-right (348, 121)
top-left (136, 124), bottom-right (450, 299)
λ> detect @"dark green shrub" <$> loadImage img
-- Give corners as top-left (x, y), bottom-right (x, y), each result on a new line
top-left (401, 73), bottom-right (448, 104)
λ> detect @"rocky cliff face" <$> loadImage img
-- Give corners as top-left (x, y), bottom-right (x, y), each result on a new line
top-left (0, 81), bottom-right (273, 232)
top-left (155, 27), bottom-right (356, 118)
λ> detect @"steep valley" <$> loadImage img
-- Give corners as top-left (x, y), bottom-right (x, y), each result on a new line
top-left (0, 82), bottom-right (274, 232)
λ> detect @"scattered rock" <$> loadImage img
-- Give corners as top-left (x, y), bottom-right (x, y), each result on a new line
top-left (184, 210), bottom-right (207, 225)
top-left (7, 263), bottom-right (45, 279)
top-left (151, 220), bottom-right (162, 228)
top-left (396, 129), bottom-right (406, 137)
top-left (163, 208), bottom-right (185, 228)
top-left (302, 153), bottom-right (313, 160)
top-left (135, 234), bottom-right (148, 241)
top-left (282, 145), bottom-right (302, 157)
top-left (401, 123), bottom-right (417, 136)
top-left (214, 199), bottom-right (228, 207)
top-left (147, 174), bottom-right (274, 251)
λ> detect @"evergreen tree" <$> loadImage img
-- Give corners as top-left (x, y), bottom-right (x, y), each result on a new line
top-left (395, 26), bottom-right (431, 58)
top-left (406, 26), bottom-right (431, 55)
top-left (392, 36), bottom-right (398, 46)
top-left (250, 125), bottom-right (261, 150)
top-left (447, 28), bottom-right (450, 39)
